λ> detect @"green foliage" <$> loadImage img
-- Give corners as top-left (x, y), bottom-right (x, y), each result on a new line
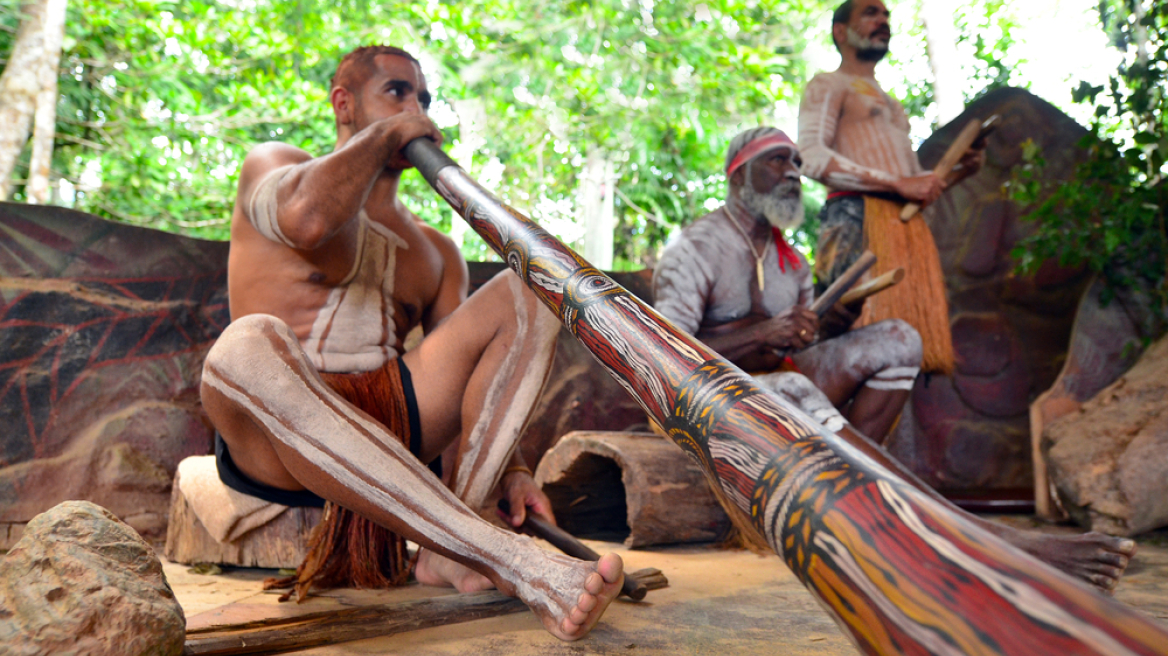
top-left (0, 0), bottom-right (834, 266)
top-left (1006, 0), bottom-right (1167, 312)
top-left (954, 0), bottom-right (1022, 99)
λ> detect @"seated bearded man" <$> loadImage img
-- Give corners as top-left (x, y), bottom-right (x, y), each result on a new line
top-left (653, 126), bottom-right (921, 445)
top-left (201, 44), bottom-right (622, 641)
top-left (653, 128), bottom-right (1137, 595)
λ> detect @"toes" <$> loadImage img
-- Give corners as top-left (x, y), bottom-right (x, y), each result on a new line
top-left (597, 552), bottom-right (624, 583)
top-left (560, 617), bottom-right (580, 636)
top-left (1096, 551), bottom-right (1128, 568)
top-left (569, 606), bottom-right (589, 625)
top-left (577, 592), bottom-right (598, 613)
top-left (1117, 539), bottom-right (1137, 556)
top-left (584, 571), bottom-right (604, 595)
top-left (1089, 573), bottom-right (1118, 593)
top-left (1091, 565), bottom-right (1124, 580)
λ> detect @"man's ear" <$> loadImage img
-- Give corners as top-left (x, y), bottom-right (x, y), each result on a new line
top-left (832, 23), bottom-right (848, 50)
top-left (330, 87), bottom-right (354, 125)
top-left (729, 167), bottom-right (745, 188)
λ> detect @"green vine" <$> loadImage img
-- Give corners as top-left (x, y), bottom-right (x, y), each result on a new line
top-left (1006, 0), bottom-right (1166, 316)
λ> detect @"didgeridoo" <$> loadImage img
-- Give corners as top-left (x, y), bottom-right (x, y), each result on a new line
top-left (404, 138), bottom-right (1168, 656)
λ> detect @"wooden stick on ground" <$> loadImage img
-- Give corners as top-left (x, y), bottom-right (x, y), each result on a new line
top-left (183, 590), bottom-right (526, 656)
top-left (900, 115), bottom-right (1000, 221)
top-left (498, 499), bottom-right (669, 600)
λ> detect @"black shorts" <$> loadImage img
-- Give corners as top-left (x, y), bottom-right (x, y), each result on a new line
top-left (214, 358), bottom-right (440, 508)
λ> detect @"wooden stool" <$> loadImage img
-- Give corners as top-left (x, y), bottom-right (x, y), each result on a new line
top-left (164, 467), bottom-right (321, 569)
top-left (535, 431), bottom-right (729, 547)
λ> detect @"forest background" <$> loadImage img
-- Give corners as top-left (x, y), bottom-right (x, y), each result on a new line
top-left (0, 0), bottom-right (1162, 276)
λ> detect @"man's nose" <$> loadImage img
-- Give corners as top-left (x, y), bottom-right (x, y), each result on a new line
top-left (401, 98), bottom-right (424, 115)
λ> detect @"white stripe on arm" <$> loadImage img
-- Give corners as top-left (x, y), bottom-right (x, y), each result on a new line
top-left (248, 165), bottom-right (298, 247)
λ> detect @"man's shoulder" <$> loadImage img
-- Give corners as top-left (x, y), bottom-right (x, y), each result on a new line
top-left (680, 208), bottom-right (734, 237)
top-left (658, 210), bottom-right (743, 277)
top-left (804, 70), bottom-right (855, 94)
top-left (239, 142), bottom-right (312, 186)
top-left (413, 217), bottom-right (460, 258)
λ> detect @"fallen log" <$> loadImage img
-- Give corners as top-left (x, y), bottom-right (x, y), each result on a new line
top-left (183, 591), bottom-right (525, 656)
top-left (405, 137), bottom-right (1168, 656)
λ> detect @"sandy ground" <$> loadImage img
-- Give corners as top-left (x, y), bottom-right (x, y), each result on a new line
top-left (168, 517), bottom-right (1168, 655)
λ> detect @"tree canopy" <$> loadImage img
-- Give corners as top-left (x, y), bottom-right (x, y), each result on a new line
top-left (1008, 0), bottom-right (1166, 320)
top-left (1, 0), bottom-right (1132, 270)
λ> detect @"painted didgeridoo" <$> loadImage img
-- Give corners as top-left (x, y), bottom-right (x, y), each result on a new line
top-left (404, 139), bottom-right (1168, 656)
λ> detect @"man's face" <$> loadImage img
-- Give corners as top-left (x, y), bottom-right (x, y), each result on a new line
top-left (741, 147), bottom-right (805, 230)
top-left (351, 54), bottom-right (432, 132)
top-left (846, 0), bottom-right (891, 61)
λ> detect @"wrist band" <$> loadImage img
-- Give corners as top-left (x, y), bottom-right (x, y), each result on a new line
top-left (503, 465), bottom-right (533, 477)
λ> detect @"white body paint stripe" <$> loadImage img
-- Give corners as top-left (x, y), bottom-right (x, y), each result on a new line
top-left (248, 165), bottom-right (298, 247)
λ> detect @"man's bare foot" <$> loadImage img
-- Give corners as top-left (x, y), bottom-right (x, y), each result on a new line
top-left (414, 549), bottom-right (495, 593)
top-left (989, 523), bottom-right (1137, 593)
top-left (512, 551), bottom-right (624, 641)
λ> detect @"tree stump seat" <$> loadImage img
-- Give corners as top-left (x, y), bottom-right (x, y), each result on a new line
top-left (164, 460), bottom-right (321, 569)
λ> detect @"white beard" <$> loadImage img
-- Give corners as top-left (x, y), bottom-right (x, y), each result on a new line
top-left (741, 180), bottom-right (805, 231)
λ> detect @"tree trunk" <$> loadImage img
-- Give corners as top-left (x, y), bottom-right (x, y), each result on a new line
top-left (579, 150), bottom-right (615, 269)
top-left (920, 0), bottom-right (964, 127)
top-left (0, 0), bottom-right (55, 200)
top-left (26, 0), bottom-right (67, 204)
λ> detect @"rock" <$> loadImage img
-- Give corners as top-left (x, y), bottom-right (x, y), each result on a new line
top-left (1044, 335), bottom-right (1168, 536)
top-left (885, 87), bottom-right (1095, 492)
top-left (0, 500), bottom-right (185, 656)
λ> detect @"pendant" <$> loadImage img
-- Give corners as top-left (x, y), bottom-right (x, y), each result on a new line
top-left (756, 258), bottom-right (765, 292)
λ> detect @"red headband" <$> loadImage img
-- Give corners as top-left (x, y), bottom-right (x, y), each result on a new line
top-left (725, 131), bottom-right (797, 178)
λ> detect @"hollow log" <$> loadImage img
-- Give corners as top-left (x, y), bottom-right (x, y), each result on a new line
top-left (535, 431), bottom-right (730, 548)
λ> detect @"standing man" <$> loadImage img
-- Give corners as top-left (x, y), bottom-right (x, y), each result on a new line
top-left (798, 0), bottom-right (984, 373)
top-left (202, 45), bottom-right (622, 641)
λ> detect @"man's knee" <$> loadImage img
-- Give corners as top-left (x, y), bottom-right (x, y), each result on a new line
top-left (488, 269), bottom-right (560, 339)
top-left (872, 319), bottom-right (922, 368)
top-left (753, 372), bottom-right (846, 432)
top-left (205, 313), bottom-right (297, 380)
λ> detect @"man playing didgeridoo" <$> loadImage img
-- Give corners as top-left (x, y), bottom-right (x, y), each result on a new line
top-left (653, 126), bottom-right (1137, 593)
top-left (798, 0), bottom-right (984, 374)
top-left (200, 45), bottom-right (622, 640)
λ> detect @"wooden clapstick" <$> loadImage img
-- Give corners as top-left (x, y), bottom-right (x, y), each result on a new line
top-left (838, 267), bottom-right (904, 307)
top-left (497, 499), bottom-right (666, 600)
top-left (771, 250), bottom-right (877, 359)
top-left (900, 115), bottom-right (1000, 221)
top-left (808, 250), bottom-right (877, 316)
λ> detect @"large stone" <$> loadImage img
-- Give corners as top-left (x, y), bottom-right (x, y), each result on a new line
top-left (0, 500), bottom-right (185, 656)
top-left (1044, 335), bottom-right (1168, 536)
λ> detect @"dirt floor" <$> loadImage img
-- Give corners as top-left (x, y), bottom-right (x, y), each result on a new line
top-left (169, 517), bottom-right (1168, 655)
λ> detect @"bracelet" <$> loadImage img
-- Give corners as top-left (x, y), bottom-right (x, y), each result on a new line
top-left (502, 465), bottom-right (534, 478)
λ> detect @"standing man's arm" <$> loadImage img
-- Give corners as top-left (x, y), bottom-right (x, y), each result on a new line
top-left (797, 76), bottom-right (943, 205)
